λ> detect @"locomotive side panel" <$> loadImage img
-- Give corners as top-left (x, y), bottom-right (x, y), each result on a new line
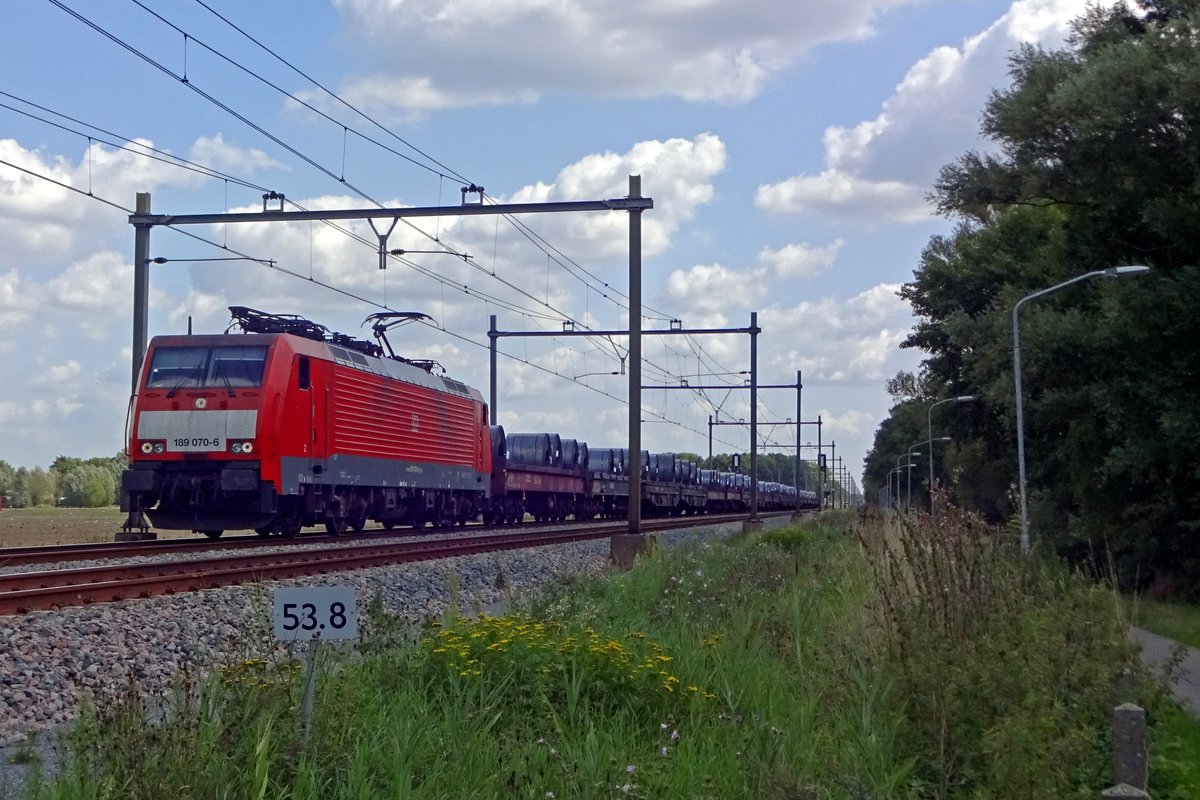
top-left (277, 353), bottom-right (491, 495)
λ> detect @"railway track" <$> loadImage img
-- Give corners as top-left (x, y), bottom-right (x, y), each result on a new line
top-left (0, 525), bottom-right (491, 569)
top-left (0, 512), bottom-right (790, 615)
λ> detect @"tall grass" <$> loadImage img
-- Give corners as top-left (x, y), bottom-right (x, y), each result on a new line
top-left (858, 505), bottom-right (1172, 798)
top-left (20, 511), bottom-right (1200, 799)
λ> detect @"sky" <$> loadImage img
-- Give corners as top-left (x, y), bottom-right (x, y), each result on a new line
top-left (0, 0), bottom-right (1097, 489)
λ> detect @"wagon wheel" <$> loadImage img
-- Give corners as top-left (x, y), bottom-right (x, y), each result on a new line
top-left (254, 524), bottom-right (275, 537)
top-left (200, 530), bottom-right (224, 539)
top-left (325, 515), bottom-right (348, 535)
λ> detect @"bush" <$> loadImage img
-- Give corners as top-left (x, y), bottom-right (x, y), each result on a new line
top-left (859, 506), bottom-right (1164, 798)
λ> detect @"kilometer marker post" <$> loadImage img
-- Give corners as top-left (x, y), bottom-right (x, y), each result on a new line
top-left (272, 585), bottom-right (360, 743)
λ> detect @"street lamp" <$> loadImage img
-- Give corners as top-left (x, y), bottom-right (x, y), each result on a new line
top-left (928, 396), bottom-right (975, 517)
top-left (894, 452), bottom-right (921, 512)
top-left (572, 370), bottom-right (620, 381)
top-left (1013, 265), bottom-right (1151, 553)
top-left (909, 437), bottom-right (951, 512)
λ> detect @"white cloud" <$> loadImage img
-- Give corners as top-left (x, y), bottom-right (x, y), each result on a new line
top-left (666, 262), bottom-right (767, 313)
top-left (176, 133), bottom-right (728, 333)
top-left (816, 408), bottom-right (878, 436)
top-left (0, 269), bottom-right (28, 326)
top-left (665, 238), bottom-right (844, 311)
top-left (326, 0), bottom-right (920, 112)
top-left (755, 0), bottom-right (1088, 224)
top-left (756, 170), bottom-right (929, 223)
top-left (189, 134), bottom-right (285, 175)
top-left (32, 360), bottom-right (82, 388)
top-left (760, 282), bottom-right (915, 383)
top-left (46, 252), bottom-right (131, 312)
top-left (757, 240), bottom-right (844, 279)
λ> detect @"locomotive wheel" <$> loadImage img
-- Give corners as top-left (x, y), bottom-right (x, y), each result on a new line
top-left (200, 530), bottom-right (224, 539)
top-left (325, 516), bottom-right (348, 535)
top-left (254, 525), bottom-right (274, 537)
top-left (280, 516), bottom-right (302, 538)
top-left (349, 510), bottom-right (367, 533)
top-left (277, 501), bottom-right (303, 538)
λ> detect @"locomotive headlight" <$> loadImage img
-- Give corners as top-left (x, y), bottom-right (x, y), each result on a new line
top-left (241, 441), bottom-right (254, 454)
top-left (152, 443), bottom-right (165, 454)
top-left (140, 442), bottom-right (153, 454)
top-left (231, 442), bottom-right (242, 453)
top-left (230, 440), bottom-right (254, 454)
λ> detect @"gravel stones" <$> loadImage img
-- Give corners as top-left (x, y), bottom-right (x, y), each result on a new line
top-left (0, 520), bottom-right (757, 749)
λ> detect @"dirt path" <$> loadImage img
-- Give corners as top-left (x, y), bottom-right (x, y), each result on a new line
top-left (1132, 627), bottom-right (1200, 716)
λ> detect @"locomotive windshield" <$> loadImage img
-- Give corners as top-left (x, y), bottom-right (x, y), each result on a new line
top-left (146, 345), bottom-right (269, 390)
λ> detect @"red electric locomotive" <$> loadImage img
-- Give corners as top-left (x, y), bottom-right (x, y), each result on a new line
top-left (120, 307), bottom-right (492, 537)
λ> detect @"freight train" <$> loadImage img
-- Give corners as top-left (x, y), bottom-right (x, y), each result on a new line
top-left (119, 307), bottom-right (816, 538)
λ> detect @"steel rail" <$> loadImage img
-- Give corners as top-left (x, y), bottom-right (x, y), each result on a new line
top-left (0, 525), bottom-right (497, 568)
top-left (0, 510), bottom-right (790, 568)
top-left (0, 512), bottom-right (791, 615)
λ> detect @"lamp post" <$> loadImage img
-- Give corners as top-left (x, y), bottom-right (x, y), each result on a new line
top-left (909, 437), bottom-right (951, 512)
top-left (928, 397), bottom-right (975, 517)
top-left (894, 452), bottom-right (921, 512)
top-left (1013, 265), bottom-right (1151, 552)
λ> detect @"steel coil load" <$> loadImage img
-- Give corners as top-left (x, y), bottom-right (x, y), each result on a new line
top-left (649, 453), bottom-right (676, 482)
top-left (588, 448), bottom-right (620, 475)
top-left (489, 425), bottom-right (507, 466)
top-left (561, 439), bottom-right (580, 469)
top-left (505, 432), bottom-right (554, 467)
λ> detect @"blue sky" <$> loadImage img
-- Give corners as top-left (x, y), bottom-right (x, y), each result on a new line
top-left (0, 0), bottom-right (1093, 486)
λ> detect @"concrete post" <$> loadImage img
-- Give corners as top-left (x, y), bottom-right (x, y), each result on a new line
top-left (1113, 703), bottom-right (1148, 791)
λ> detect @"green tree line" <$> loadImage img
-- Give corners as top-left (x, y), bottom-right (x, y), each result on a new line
top-left (865, 0), bottom-right (1200, 595)
top-left (0, 453), bottom-right (128, 508)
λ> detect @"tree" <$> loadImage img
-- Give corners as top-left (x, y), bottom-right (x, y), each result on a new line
top-left (27, 468), bottom-right (58, 507)
top-left (60, 465), bottom-right (116, 508)
top-left (50, 456), bottom-right (84, 476)
top-left (888, 0), bottom-right (1200, 592)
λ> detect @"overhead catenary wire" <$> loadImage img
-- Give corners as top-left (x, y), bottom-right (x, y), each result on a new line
top-left (32, 0), bottom-right (785, 448)
top-left (0, 154), bottom-right (748, 449)
top-left (48, 0), bottom-right (639, 364)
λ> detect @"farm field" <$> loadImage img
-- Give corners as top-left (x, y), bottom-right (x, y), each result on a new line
top-left (0, 507), bottom-right (194, 548)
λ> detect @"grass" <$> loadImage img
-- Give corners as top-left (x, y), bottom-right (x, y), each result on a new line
top-left (18, 510), bottom-right (1200, 799)
top-left (1130, 597), bottom-right (1200, 649)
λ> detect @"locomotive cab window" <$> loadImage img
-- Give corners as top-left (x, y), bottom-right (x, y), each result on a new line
top-left (146, 345), bottom-right (268, 389)
top-left (297, 356), bottom-right (311, 390)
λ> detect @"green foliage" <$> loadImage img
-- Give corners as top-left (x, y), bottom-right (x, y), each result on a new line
top-left (60, 464), bottom-right (116, 508)
top-left (876, 0), bottom-right (1200, 592)
top-left (26, 468), bottom-right (58, 507)
top-left (858, 507), bottom-right (1168, 798)
top-left (1151, 701), bottom-right (1200, 800)
top-left (1, 452), bottom-right (127, 508)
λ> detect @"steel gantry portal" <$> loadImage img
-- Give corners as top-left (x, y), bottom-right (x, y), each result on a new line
top-left (127, 179), bottom-right (653, 553)
top-left (487, 313), bottom-right (763, 531)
